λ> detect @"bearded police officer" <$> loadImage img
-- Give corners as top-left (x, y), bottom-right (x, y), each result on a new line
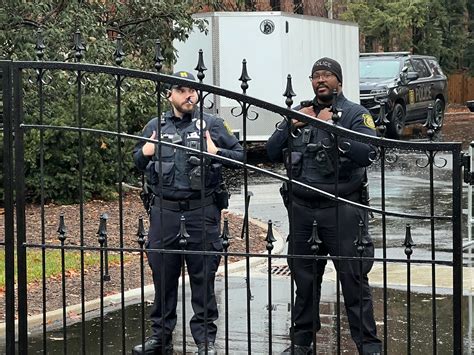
top-left (132, 71), bottom-right (243, 355)
top-left (266, 58), bottom-right (382, 355)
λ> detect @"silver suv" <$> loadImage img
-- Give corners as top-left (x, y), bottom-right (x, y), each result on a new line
top-left (359, 52), bottom-right (448, 139)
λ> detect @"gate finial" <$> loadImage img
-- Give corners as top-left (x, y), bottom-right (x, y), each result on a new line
top-left (72, 29), bottom-right (85, 61)
top-left (35, 28), bottom-right (45, 60)
top-left (265, 220), bottom-right (276, 251)
top-left (114, 34), bottom-right (125, 66)
top-left (136, 216), bottom-right (147, 247)
top-left (153, 40), bottom-right (164, 72)
top-left (239, 59), bottom-right (251, 94)
top-left (57, 214), bottom-right (67, 242)
top-left (195, 49), bottom-right (207, 82)
top-left (374, 98), bottom-right (390, 137)
top-left (423, 104), bottom-right (438, 140)
top-left (283, 74), bottom-right (296, 108)
top-left (177, 215), bottom-right (190, 248)
top-left (220, 217), bottom-right (232, 250)
top-left (403, 223), bottom-right (416, 256)
top-left (307, 220), bottom-right (322, 254)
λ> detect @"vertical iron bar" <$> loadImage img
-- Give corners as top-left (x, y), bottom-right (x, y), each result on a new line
top-left (1, 60), bottom-right (16, 354)
top-left (115, 72), bottom-right (127, 354)
top-left (403, 224), bottom-right (415, 355)
top-left (239, 63), bottom-right (252, 354)
top-left (196, 50), bottom-right (209, 351)
top-left (331, 111), bottom-right (341, 354)
top-left (136, 217), bottom-right (147, 352)
top-left (13, 64), bottom-right (28, 355)
top-left (282, 74), bottom-right (295, 354)
top-left (452, 146), bottom-right (463, 354)
top-left (37, 67), bottom-right (48, 355)
top-left (153, 40), bottom-right (165, 353)
top-left (114, 35), bottom-right (126, 353)
top-left (242, 101), bottom-right (251, 355)
top-left (428, 150), bottom-right (437, 353)
top-left (221, 217), bottom-right (231, 355)
top-left (178, 216), bottom-right (189, 354)
top-left (380, 147), bottom-right (388, 355)
top-left (97, 213), bottom-right (108, 355)
top-left (35, 27), bottom-right (47, 353)
top-left (266, 220), bottom-right (276, 354)
top-left (58, 215), bottom-right (67, 354)
top-left (76, 67), bottom-right (86, 355)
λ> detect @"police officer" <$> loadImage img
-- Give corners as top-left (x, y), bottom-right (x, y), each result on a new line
top-left (266, 58), bottom-right (382, 355)
top-left (132, 71), bottom-right (243, 355)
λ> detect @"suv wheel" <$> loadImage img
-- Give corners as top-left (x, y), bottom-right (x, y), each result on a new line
top-left (433, 98), bottom-right (445, 128)
top-left (387, 103), bottom-right (406, 139)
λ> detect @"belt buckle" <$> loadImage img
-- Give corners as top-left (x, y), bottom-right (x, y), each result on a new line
top-left (179, 200), bottom-right (189, 210)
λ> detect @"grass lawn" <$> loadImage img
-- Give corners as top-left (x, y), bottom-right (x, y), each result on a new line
top-left (0, 249), bottom-right (128, 288)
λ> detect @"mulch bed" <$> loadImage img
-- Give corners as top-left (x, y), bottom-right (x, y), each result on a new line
top-left (0, 191), bottom-right (268, 320)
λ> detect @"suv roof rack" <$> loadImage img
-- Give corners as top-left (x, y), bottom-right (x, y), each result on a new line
top-left (360, 52), bottom-right (411, 57)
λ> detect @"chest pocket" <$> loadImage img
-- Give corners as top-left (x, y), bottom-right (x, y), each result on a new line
top-left (151, 134), bottom-right (178, 186)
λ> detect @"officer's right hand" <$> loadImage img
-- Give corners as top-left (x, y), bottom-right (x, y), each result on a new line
top-left (142, 130), bottom-right (157, 157)
top-left (292, 106), bottom-right (316, 127)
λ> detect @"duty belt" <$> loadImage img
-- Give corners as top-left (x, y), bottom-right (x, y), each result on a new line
top-left (156, 195), bottom-right (215, 211)
top-left (292, 191), bottom-right (360, 209)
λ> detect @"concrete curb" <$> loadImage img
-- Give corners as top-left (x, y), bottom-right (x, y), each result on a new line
top-left (0, 214), bottom-right (286, 337)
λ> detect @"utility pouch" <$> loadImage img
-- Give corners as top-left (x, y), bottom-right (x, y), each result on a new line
top-left (140, 183), bottom-right (153, 215)
top-left (189, 165), bottom-right (202, 190)
top-left (311, 143), bottom-right (335, 176)
top-left (214, 182), bottom-right (230, 210)
top-left (283, 149), bottom-right (303, 177)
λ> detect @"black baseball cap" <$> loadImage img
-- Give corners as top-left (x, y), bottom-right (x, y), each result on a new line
top-left (166, 71), bottom-right (196, 90)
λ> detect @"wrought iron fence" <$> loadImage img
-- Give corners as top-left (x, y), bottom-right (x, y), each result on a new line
top-left (0, 30), bottom-right (471, 355)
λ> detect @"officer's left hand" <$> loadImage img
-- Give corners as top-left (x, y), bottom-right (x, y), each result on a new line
top-left (317, 108), bottom-right (332, 121)
top-left (205, 130), bottom-right (219, 155)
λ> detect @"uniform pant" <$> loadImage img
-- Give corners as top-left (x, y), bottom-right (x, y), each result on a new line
top-left (147, 201), bottom-right (222, 345)
top-left (287, 200), bottom-right (382, 354)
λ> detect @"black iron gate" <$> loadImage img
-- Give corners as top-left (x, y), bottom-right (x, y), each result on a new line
top-left (0, 36), bottom-right (470, 354)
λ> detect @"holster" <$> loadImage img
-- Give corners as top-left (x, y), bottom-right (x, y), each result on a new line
top-left (214, 182), bottom-right (230, 210)
top-left (279, 181), bottom-right (289, 207)
top-left (140, 182), bottom-right (154, 215)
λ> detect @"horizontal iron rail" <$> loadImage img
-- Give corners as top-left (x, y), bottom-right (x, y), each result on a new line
top-left (6, 60), bottom-right (462, 151)
top-left (22, 123), bottom-right (453, 221)
top-left (23, 242), bottom-right (456, 266)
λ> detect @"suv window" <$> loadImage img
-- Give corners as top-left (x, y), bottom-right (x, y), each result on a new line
top-left (404, 59), bottom-right (414, 72)
top-left (411, 59), bottom-right (431, 78)
top-left (360, 59), bottom-right (401, 79)
top-left (427, 59), bottom-right (444, 76)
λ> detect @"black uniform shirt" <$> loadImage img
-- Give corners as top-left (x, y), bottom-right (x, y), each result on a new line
top-left (266, 93), bottom-right (376, 197)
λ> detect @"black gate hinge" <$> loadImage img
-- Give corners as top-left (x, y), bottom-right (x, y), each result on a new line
top-left (461, 153), bottom-right (473, 185)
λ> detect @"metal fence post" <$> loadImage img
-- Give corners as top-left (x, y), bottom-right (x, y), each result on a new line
top-left (1, 60), bottom-right (16, 355)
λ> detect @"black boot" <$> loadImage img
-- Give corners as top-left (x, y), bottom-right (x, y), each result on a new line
top-left (132, 338), bottom-right (173, 355)
top-left (196, 341), bottom-right (217, 355)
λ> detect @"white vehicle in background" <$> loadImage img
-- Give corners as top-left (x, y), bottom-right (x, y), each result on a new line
top-left (174, 11), bottom-right (360, 141)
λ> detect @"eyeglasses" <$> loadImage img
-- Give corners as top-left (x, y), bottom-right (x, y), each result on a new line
top-left (309, 72), bottom-right (335, 81)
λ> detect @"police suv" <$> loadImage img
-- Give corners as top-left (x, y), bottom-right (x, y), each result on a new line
top-left (359, 52), bottom-right (447, 139)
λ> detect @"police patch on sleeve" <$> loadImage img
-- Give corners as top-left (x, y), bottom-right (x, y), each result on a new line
top-left (362, 113), bottom-right (376, 129)
top-left (223, 121), bottom-right (233, 136)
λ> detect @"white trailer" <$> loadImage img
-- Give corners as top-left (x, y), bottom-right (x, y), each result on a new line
top-left (173, 11), bottom-right (360, 141)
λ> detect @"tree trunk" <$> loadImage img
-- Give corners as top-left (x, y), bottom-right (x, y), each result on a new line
top-left (303, 0), bottom-right (327, 17)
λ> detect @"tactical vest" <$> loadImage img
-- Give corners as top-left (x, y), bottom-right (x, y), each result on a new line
top-left (149, 113), bottom-right (221, 192)
top-left (284, 125), bottom-right (364, 197)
